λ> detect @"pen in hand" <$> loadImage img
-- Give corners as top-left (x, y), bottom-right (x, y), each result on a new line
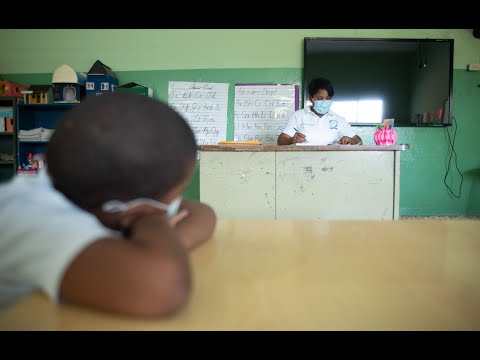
top-left (293, 127), bottom-right (307, 144)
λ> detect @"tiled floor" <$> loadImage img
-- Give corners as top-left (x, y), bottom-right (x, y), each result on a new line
top-left (401, 216), bottom-right (480, 220)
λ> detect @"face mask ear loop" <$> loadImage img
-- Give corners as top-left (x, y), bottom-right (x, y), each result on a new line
top-left (123, 198), bottom-right (170, 211)
top-left (102, 200), bottom-right (129, 213)
top-left (102, 198), bottom-right (170, 214)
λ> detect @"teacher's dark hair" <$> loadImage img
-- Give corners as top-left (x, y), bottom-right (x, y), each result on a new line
top-left (308, 78), bottom-right (335, 98)
top-left (46, 92), bottom-right (197, 209)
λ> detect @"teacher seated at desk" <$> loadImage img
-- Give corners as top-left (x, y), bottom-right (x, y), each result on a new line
top-left (277, 77), bottom-right (363, 146)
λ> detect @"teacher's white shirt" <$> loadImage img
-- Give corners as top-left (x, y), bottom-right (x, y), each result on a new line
top-left (281, 106), bottom-right (356, 145)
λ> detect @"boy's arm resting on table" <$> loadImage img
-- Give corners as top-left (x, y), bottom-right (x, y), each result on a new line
top-left (59, 213), bottom-right (191, 317)
top-left (174, 199), bottom-right (217, 251)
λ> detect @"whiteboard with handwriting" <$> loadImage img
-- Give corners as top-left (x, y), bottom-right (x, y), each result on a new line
top-left (168, 81), bottom-right (228, 145)
top-left (234, 84), bottom-right (299, 145)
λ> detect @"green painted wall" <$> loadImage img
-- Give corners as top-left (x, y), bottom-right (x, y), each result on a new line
top-left (2, 29), bottom-right (480, 216)
top-left (2, 29), bottom-right (480, 74)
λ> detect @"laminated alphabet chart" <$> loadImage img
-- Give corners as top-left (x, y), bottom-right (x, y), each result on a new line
top-left (234, 84), bottom-right (299, 145)
top-left (168, 81), bottom-right (228, 145)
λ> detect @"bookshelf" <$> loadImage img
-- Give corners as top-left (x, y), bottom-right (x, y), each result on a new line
top-left (0, 96), bottom-right (20, 182)
top-left (16, 103), bottom-right (78, 173)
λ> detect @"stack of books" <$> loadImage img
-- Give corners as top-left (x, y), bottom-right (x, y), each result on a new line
top-left (0, 106), bottom-right (13, 133)
top-left (18, 128), bottom-right (55, 142)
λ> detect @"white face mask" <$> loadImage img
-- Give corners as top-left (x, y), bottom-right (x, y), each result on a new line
top-left (102, 196), bottom-right (182, 218)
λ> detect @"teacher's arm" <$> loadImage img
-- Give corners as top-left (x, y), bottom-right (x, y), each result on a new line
top-left (337, 119), bottom-right (363, 145)
top-left (277, 112), bottom-right (305, 145)
top-left (338, 134), bottom-right (363, 145)
top-left (278, 132), bottom-right (306, 145)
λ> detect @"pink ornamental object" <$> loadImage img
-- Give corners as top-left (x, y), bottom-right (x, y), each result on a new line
top-left (374, 125), bottom-right (397, 145)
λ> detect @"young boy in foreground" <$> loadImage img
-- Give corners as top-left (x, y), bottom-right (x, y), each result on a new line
top-left (0, 92), bottom-right (216, 316)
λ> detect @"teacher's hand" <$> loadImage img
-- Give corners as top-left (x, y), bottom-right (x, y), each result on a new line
top-left (292, 132), bottom-right (307, 144)
top-left (338, 136), bottom-right (362, 145)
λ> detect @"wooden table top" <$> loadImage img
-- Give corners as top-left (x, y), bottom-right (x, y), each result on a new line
top-left (1, 219), bottom-right (479, 330)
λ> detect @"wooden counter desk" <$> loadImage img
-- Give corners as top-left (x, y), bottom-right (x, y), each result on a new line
top-left (1, 218), bottom-right (479, 330)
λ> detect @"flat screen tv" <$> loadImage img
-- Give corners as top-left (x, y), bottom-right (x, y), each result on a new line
top-left (303, 38), bottom-right (454, 127)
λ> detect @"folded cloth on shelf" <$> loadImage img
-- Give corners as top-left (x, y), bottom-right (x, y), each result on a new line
top-left (18, 128), bottom-right (55, 141)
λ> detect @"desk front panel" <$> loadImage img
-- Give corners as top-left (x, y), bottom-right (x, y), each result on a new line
top-left (200, 151), bottom-right (276, 219)
top-left (276, 151), bottom-right (395, 220)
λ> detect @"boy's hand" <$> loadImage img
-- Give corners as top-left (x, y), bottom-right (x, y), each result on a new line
top-left (118, 203), bottom-right (190, 232)
top-left (114, 200), bottom-right (213, 251)
top-left (118, 204), bottom-right (164, 230)
top-left (172, 200), bottom-right (216, 251)
top-left (167, 209), bottom-right (190, 228)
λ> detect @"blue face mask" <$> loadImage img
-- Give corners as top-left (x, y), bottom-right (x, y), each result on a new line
top-left (102, 196), bottom-right (182, 218)
top-left (313, 100), bottom-right (332, 115)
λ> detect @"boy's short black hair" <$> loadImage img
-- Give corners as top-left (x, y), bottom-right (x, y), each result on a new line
top-left (307, 78), bottom-right (334, 98)
top-left (47, 92), bottom-right (197, 209)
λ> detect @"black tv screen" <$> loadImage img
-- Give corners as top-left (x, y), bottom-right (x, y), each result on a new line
top-left (303, 38), bottom-right (454, 127)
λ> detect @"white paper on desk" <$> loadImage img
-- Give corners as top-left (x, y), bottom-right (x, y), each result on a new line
top-left (295, 131), bottom-right (338, 146)
top-left (295, 143), bottom-right (334, 146)
top-left (296, 139), bottom-right (334, 146)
